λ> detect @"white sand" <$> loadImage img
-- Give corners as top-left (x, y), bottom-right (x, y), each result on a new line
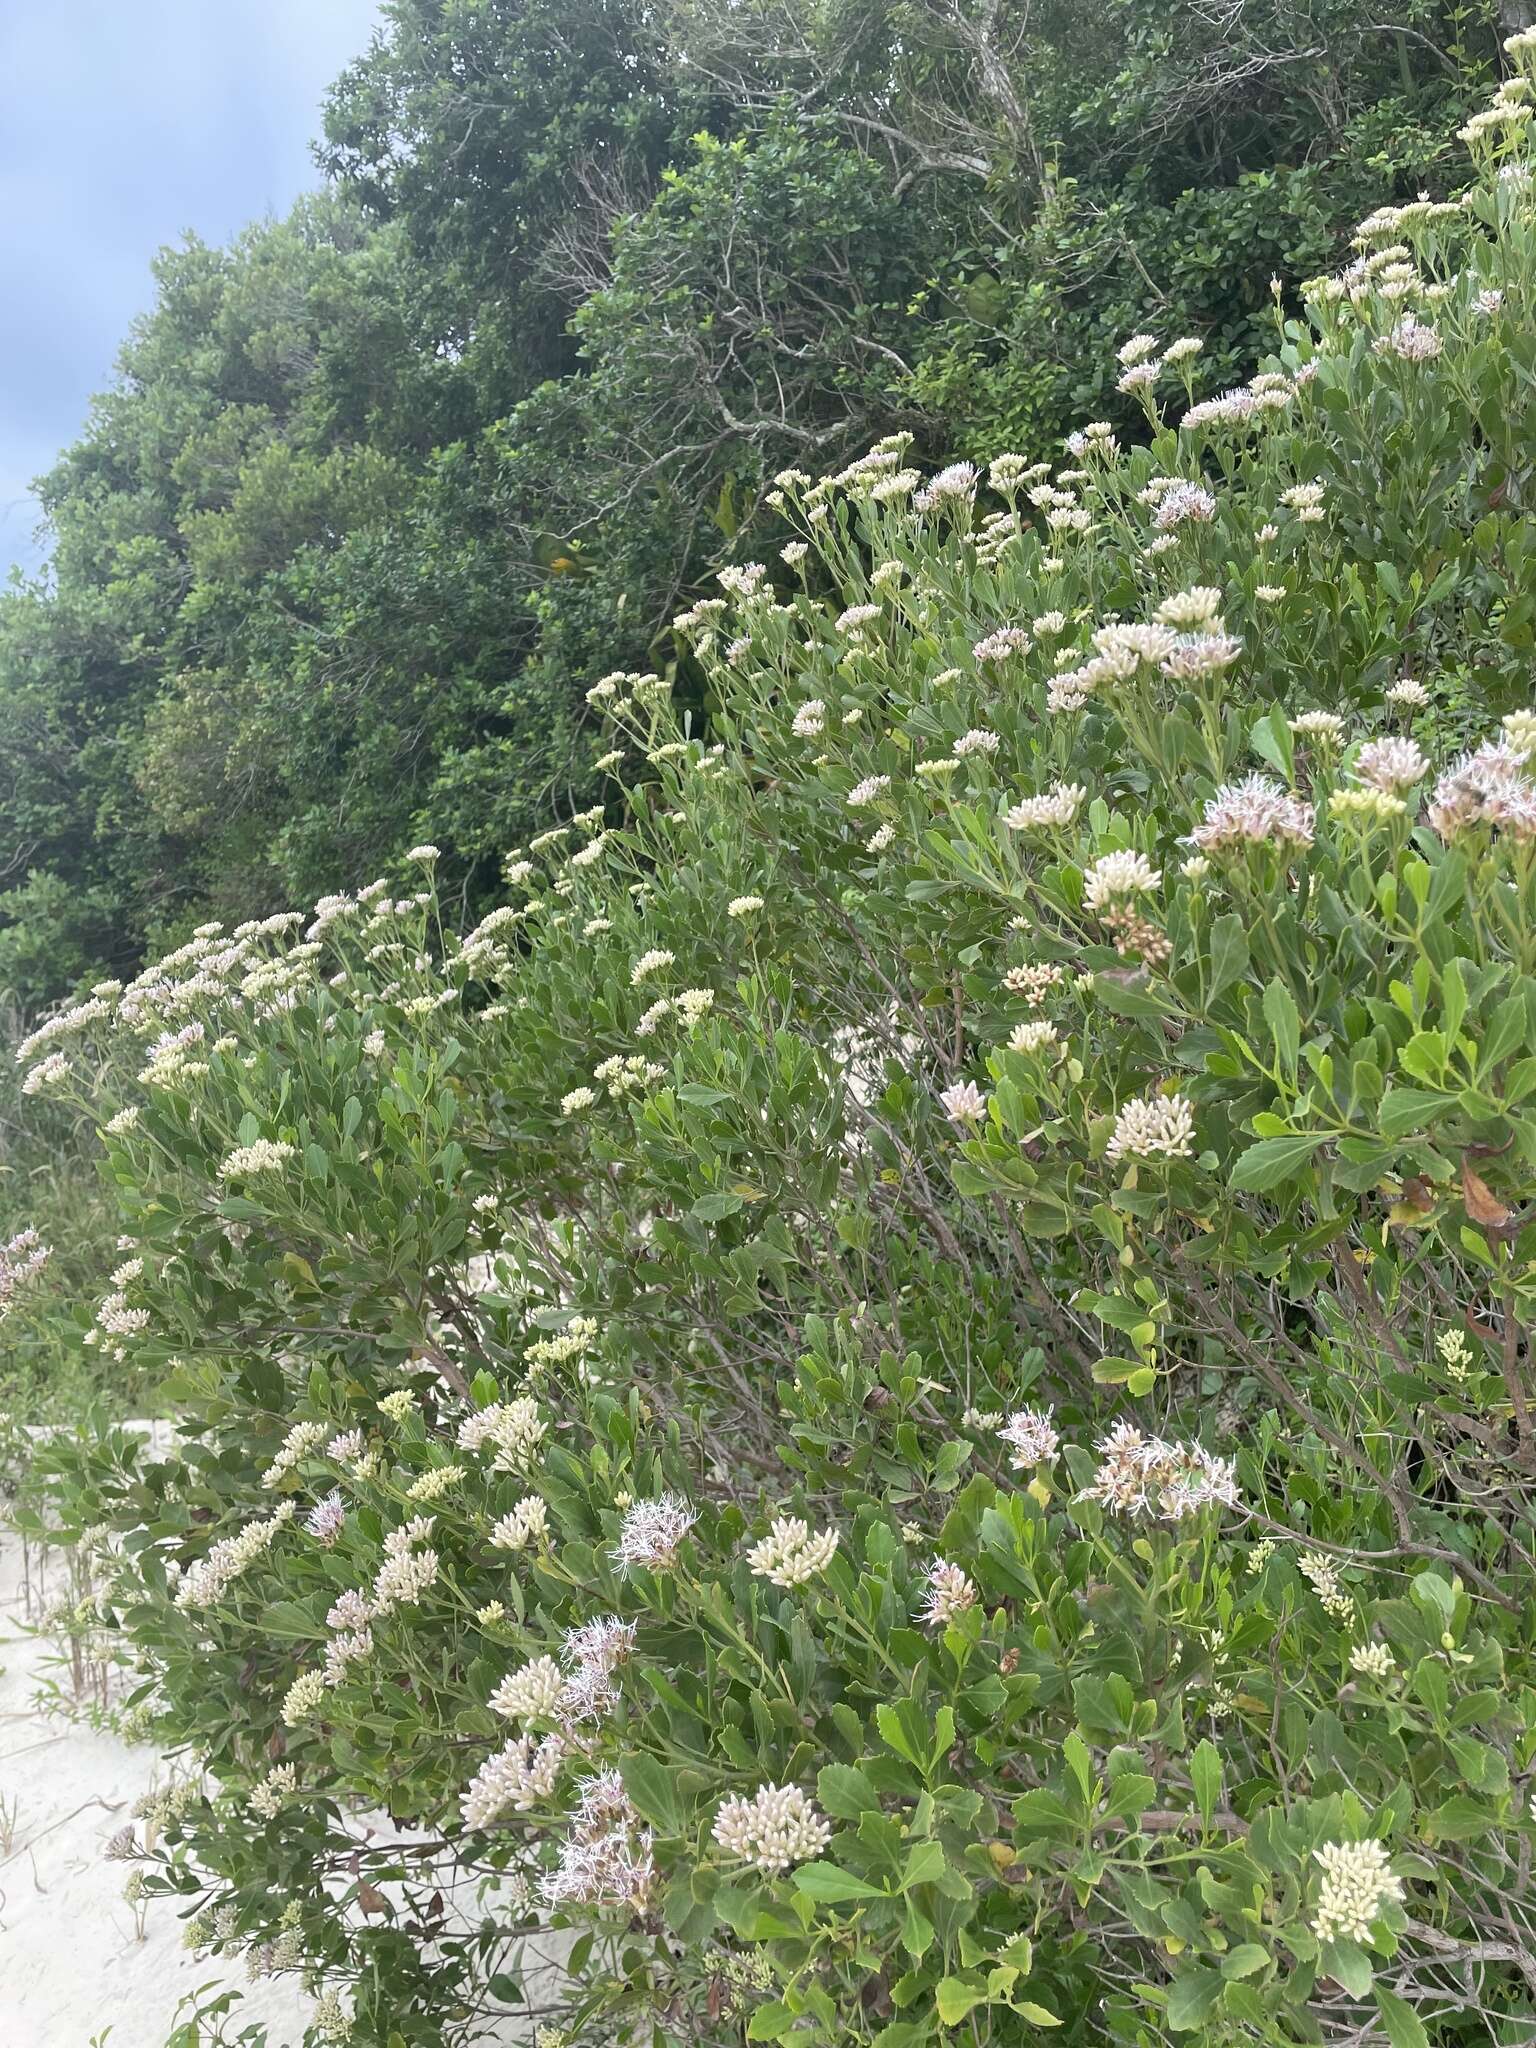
top-left (0, 1518), bottom-right (318, 2047)
top-left (1, 1507), bottom-right (568, 2046)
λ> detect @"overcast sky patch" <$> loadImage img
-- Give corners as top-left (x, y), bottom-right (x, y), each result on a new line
top-left (0, 0), bottom-right (381, 577)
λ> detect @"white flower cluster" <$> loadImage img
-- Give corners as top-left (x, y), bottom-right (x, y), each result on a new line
top-left (175, 1503), bottom-right (295, 1610)
top-left (630, 948), bottom-right (676, 985)
top-left (746, 1516), bottom-right (839, 1588)
top-left (1080, 1424), bottom-right (1239, 1520)
top-left (1005, 782), bottom-right (1085, 831)
top-left (1082, 851), bottom-right (1160, 910)
top-left (997, 1406), bottom-right (1060, 1468)
top-left (1299, 1548), bottom-right (1354, 1621)
top-left (217, 1139), bottom-right (297, 1180)
top-left (613, 1493), bottom-right (698, 1571)
top-left (262, 1419), bottom-right (328, 1489)
top-left (490, 1655), bottom-right (566, 1725)
top-left (1349, 1641), bottom-right (1396, 1680)
top-left (371, 1515), bottom-right (440, 1614)
top-left (457, 1398), bottom-right (547, 1473)
top-left (461, 1733), bottom-right (566, 1830)
top-left (712, 1784), bottom-right (832, 1872)
top-left (1106, 1092), bottom-right (1196, 1162)
top-left (1311, 1839), bottom-right (1405, 1944)
top-left (490, 1497), bottom-right (550, 1551)
top-left (248, 1763), bottom-right (299, 1820)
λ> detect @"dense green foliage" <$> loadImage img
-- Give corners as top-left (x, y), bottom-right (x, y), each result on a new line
top-left (14, 57), bottom-right (1536, 2042)
top-left (0, 0), bottom-right (1502, 1033)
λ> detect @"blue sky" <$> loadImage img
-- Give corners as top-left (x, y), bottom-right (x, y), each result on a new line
top-left (0, 0), bottom-right (383, 578)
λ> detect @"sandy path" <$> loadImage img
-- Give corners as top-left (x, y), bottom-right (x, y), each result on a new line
top-left (0, 1518), bottom-right (317, 2047)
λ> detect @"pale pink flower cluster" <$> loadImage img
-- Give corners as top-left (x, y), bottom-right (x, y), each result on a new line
top-left (1375, 314), bottom-right (1442, 361)
top-left (914, 461), bottom-right (978, 513)
top-left (1189, 774), bottom-right (1314, 853)
top-left (1153, 480), bottom-right (1217, 529)
top-left (1004, 962), bottom-right (1064, 1005)
top-left (561, 1615), bottom-right (638, 1721)
top-left (1081, 1423), bottom-right (1240, 1520)
top-left (0, 1228), bottom-right (51, 1318)
top-left (306, 1492), bottom-right (346, 1546)
top-left (1428, 741), bottom-right (1536, 840)
top-left (712, 1784), bottom-right (832, 1872)
top-left (1354, 737), bottom-right (1428, 791)
top-left (544, 1769), bottom-right (656, 1913)
top-left (916, 1559), bottom-right (979, 1630)
top-left (973, 627), bottom-right (1031, 664)
top-left (939, 1079), bottom-right (988, 1124)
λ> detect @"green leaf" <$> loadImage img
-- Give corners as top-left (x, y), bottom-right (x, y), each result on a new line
top-left (817, 1763), bottom-right (879, 1820)
top-left (1221, 1944), bottom-right (1269, 1980)
top-left (619, 1756), bottom-right (686, 1832)
top-left (1230, 1133), bottom-right (1326, 1190)
top-left (876, 1701), bottom-right (924, 1766)
top-left (935, 1977), bottom-right (987, 2026)
top-left (793, 1862), bottom-right (888, 1902)
top-left (1166, 1969), bottom-right (1224, 2031)
top-left (747, 2003), bottom-right (795, 2040)
top-left (1262, 978), bottom-right (1300, 1076)
top-left (691, 1190), bottom-right (744, 1222)
top-left (1207, 915), bottom-right (1250, 999)
top-left (1373, 1985), bottom-right (1430, 2048)
top-left (1378, 1086), bottom-right (1455, 1138)
top-left (1190, 1739), bottom-right (1222, 1830)
top-left (1102, 1772), bottom-right (1156, 1821)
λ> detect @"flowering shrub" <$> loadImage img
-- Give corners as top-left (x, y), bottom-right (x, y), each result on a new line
top-left (17, 46), bottom-right (1536, 2048)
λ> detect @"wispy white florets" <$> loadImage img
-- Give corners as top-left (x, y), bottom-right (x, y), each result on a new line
top-left (1081, 1424), bottom-right (1239, 1520)
top-left (997, 1406), bottom-right (1060, 1468)
top-left (613, 1494), bottom-right (698, 1571)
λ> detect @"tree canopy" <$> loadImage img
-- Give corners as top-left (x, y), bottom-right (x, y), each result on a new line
top-left (0, 0), bottom-right (1501, 1013)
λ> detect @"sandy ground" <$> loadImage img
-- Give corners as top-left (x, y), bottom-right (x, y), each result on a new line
top-left (1, 1489), bottom-right (569, 2047)
top-left (0, 1517), bottom-right (319, 2047)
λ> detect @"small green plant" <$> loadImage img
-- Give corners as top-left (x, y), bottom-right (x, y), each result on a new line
top-left (13, 42), bottom-right (1536, 2048)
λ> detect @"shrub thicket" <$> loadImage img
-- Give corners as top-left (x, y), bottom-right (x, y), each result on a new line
top-left (13, 46), bottom-right (1536, 2048)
